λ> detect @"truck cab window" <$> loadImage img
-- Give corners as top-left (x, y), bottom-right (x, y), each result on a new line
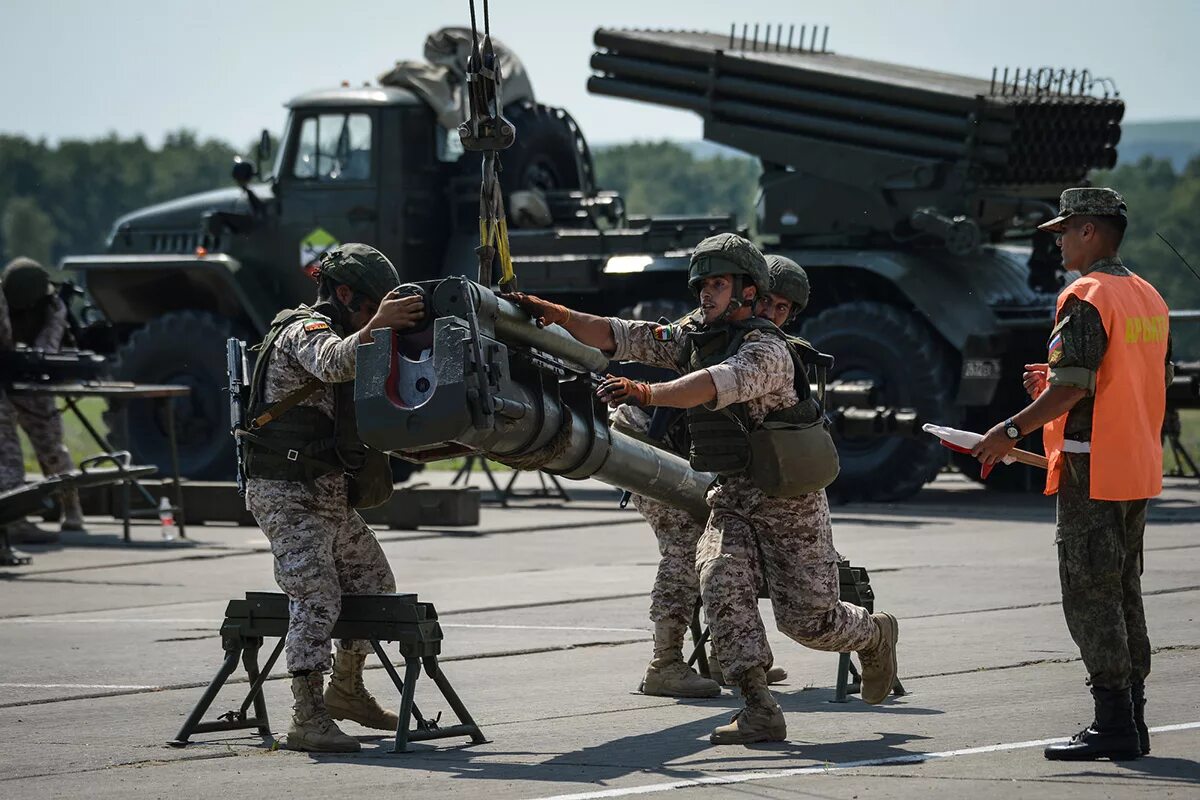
top-left (292, 113), bottom-right (373, 182)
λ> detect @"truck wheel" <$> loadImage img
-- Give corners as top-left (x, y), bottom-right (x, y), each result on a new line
top-left (500, 102), bottom-right (590, 194)
top-left (104, 311), bottom-right (242, 480)
top-left (801, 301), bottom-right (958, 502)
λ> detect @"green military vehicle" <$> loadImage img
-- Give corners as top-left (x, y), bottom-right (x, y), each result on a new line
top-left (65, 26), bottom-right (1130, 499)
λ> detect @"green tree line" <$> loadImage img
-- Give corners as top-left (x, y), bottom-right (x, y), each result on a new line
top-left (1, 133), bottom-right (1195, 356)
top-left (0, 131), bottom-right (237, 268)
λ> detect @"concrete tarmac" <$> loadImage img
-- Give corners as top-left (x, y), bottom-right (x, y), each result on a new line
top-left (1, 471), bottom-right (1198, 799)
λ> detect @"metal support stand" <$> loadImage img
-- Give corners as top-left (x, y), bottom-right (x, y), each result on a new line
top-left (501, 470), bottom-right (571, 503)
top-left (172, 592), bottom-right (485, 753)
top-left (452, 456), bottom-right (508, 506)
top-left (1164, 409), bottom-right (1199, 479)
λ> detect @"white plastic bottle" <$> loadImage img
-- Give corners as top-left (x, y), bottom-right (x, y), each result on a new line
top-left (158, 497), bottom-right (177, 542)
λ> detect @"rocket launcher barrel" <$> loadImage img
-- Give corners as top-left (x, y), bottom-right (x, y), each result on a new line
top-left (353, 278), bottom-right (714, 521)
top-left (587, 27), bottom-right (1124, 246)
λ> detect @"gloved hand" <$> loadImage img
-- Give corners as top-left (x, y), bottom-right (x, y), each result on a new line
top-left (501, 291), bottom-right (571, 328)
top-left (596, 374), bottom-right (653, 407)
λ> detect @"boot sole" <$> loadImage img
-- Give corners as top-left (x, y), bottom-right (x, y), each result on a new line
top-left (284, 736), bottom-right (361, 753)
top-left (1043, 748), bottom-right (1142, 762)
top-left (709, 727), bottom-right (787, 745)
top-left (861, 613), bottom-right (898, 705)
top-left (642, 686), bottom-right (722, 699)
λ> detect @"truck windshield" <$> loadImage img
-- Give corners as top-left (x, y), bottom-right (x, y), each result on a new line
top-left (292, 112), bottom-right (373, 182)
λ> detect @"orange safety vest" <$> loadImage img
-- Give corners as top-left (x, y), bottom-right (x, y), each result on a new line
top-left (1043, 270), bottom-right (1169, 500)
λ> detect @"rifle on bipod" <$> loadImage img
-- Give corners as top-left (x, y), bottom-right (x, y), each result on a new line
top-left (226, 338), bottom-right (251, 496)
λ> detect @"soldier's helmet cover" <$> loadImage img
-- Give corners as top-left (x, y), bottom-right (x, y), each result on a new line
top-left (1037, 187), bottom-right (1127, 233)
top-left (1, 257), bottom-right (51, 311)
top-left (687, 233), bottom-right (770, 296)
top-left (764, 254), bottom-right (810, 312)
top-left (316, 243), bottom-right (400, 303)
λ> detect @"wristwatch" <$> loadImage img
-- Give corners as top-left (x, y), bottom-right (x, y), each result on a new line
top-left (1003, 418), bottom-right (1022, 440)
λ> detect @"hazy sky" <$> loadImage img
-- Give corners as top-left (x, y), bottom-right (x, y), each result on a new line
top-left (3, 0), bottom-right (1198, 150)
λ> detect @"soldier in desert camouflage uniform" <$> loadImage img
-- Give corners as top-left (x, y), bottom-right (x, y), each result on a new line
top-left (2, 258), bottom-right (81, 543)
top-left (973, 189), bottom-right (1171, 762)
top-left (507, 234), bottom-right (900, 745)
top-left (242, 244), bottom-right (423, 752)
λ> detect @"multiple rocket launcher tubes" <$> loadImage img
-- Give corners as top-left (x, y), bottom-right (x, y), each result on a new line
top-left (588, 26), bottom-right (1124, 187)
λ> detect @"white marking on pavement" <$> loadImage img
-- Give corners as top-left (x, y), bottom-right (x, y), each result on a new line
top-left (527, 722), bottom-right (1200, 800)
top-left (0, 619), bottom-right (649, 634)
top-left (0, 683), bottom-right (161, 690)
top-left (441, 623), bottom-right (649, 634)
top-left (0, 618), bottom-right (214, 625)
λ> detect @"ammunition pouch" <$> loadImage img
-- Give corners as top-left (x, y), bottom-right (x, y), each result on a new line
top-left (748, 415), bottom-right (840, 497)
top-left (243, 405), bottom-right (340, 483)
top-left (347, 447), bottom-right (393, 509)
top-left (686, 406), bottom-right (751, 476)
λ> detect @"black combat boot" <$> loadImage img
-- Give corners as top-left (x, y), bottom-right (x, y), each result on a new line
top-left (1131, 682), bottom-right (1150, 755)
top-left (1044, 686), bottom-right (1142, 761)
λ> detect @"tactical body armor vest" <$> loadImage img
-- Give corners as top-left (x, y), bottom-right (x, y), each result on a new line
top-left (677, 316), bottom-right (838, 496)
top-left (241, 303), bottom-right (392, 508)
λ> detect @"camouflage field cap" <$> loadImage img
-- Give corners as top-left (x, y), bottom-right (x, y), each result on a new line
top-left (1, 257), bottom-right (51, 311)
top-left (1037, 187), bottom-right (1127, 233)
top-left (317, 243), bottom-right (400, 303)
top-left (765, 254), bottom-right (810, 312)
top-left (687, 233), bottom-right (770, 294)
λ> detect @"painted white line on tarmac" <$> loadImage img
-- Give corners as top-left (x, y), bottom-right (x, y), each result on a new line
top-left (527, 721), bottom-right (1200, 800)
top-left (0, 618), bottom-right (214, 625)
top-left (0, 683), bottom-right (161, 690)
top-left (441, 623), bottom-right (649, 634)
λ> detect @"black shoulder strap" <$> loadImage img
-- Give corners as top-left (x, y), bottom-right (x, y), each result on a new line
top-left (246, 305), bottom-right (326, 424)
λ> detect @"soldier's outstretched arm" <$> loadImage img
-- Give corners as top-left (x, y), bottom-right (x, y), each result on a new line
top-left (503, 291), bottom-right (616, 353)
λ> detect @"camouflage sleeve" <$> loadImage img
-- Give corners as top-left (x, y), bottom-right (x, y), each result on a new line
top-left (0, 288), bottom-right (11, 351)
top-left (608, 318), bottom-right (686, 372)
top-left (32, 295), bottom-right (68, 352)
top-left (706, 333), bottom-right (793, 410)
top-left (276, 317), bottom-right (359, 383)
top-left (1047, 297), bottom-right (1106, 394)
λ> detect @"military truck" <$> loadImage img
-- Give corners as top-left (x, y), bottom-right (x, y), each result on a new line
top-left (66, 26), bottom-right (1127, 499)
top-left (65, 77), bottom-right (735, 480)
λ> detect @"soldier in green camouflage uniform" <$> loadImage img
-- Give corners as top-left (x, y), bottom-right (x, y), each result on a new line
top-left (507, 234), bottom-right (899, 745)
top-left (243, 244), bottom-right (424, 752)
top-left (3, 259), bottom-right (85, 538)
top-left (973, 188), bottom-right (1171, 761)
top-left (1, 259), bottom-right (82, 543)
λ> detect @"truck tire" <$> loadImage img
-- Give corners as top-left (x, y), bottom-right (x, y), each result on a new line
top-left (500, 102), bottom-right (590, 194)
top-left (104, 311), bottom-right (242, 480)
top-left (801, 302), bottom-right (958, 502)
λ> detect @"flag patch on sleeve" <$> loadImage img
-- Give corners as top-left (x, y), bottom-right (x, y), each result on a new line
top-left (304, 320), bottom-right (330, 332)
top-left (1047, 332), bottom-right (1064, 365)
top-left (652, 325), bottom-right (674, 341)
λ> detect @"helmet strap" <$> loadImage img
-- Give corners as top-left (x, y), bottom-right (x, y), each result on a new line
top-left (719, 276), bottom-right (747, 321)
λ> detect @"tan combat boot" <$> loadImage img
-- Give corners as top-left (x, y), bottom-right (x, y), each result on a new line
top-left (286, 672), bottom-right (360, 752)
top-left (709, 653), bottom-right (788, 687)
top-left (857, 612), bottom-right (899, 704)
top-left (324, 651), bottom-right (400, 731)
top-left (710, 666), bottom-right (786, 744)
top-left (60, 489), bottom-right (86, 533)
top-left (641, 620), bottom-right (720, 698)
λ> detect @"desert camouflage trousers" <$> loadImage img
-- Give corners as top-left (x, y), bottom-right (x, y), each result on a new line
top-left (1056, 452), bottom-right (1151, 690)
top-left (613, 405), bottom-right (704, 629)
top-left (10, 396), bottom-right (73, 479)
top-left (697, 477), bottom-right (876, 681)
top-left (247, 473), bottom-right (396, 673)
top-left (0, 394), bottom-right (24, 492)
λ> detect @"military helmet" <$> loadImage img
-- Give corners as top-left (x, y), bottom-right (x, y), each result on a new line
top-left (764, 255), bottom-right (810, 312)
top-left (316, 243), bottom-right (400, 303)
top-left (687, 233), bottom-right (769, 296)
top-left (2, 257), bottom-right (51, 311)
